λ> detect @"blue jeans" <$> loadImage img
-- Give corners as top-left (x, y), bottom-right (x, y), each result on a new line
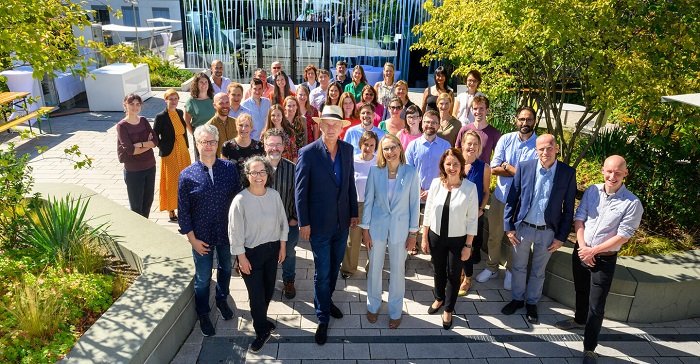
top-left (511, 224), bottom-right (555, 305)
top-left (123, 165), bottom-right (156, 218)
top-left (281, 224), bottom-right (299, 282)
top-left (192, 244), bottom-right (232, 316)
top-left (310, 227), bottom-right (349, 324)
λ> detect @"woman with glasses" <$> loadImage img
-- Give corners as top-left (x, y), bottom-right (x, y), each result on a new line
top-left (153, 88), bottom-right (191, 221)
top-left (361, 134), bottom-right (420, 329)
top-left (117, 93), bottom-right (158, 218)
top-left (453, 70), bottom-right (486, 126)
top-left (397, 105), bottom-right (423, 150)
top-left (421, 148), bottom-right (478, 330)
top-left (421, 66), bottom-right (454, 113)
top-left (184, 72), bottom-right (216, 159)
top-left (379, 97), bottom-right (405, 136)
top-left (221, 113), bottom-right (264, 175)
top-left (357, 85), bottom-right (383, 126)
top-left (229, 156), bottom-right (288, 353)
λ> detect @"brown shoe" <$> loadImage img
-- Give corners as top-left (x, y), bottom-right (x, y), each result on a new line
top-left (283, 280), bottom-right (296, 299)
top-left (366, 311), bottom-right (378, 324)
top-left (389, 317), bottom-right (402, 329)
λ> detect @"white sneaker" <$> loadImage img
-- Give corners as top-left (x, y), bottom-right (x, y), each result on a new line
top-left (476, 269), bottom-right (498, 283)
top-left (504, 270), bottom-right (513, 290)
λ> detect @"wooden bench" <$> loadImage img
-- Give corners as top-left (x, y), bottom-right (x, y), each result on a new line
top-left (0, 106), bottom-right (58, 134)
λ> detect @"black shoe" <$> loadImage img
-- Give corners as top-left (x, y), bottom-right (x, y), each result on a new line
top-left (268, 320), bottom-right (276, 333)
top-left (341, 273), bottom-right (350, 279)
top-left (442, 312), bottom-right (453, 330)
top-left (525, 304), bottom-right (538, 324)
top-left (428, 300), bottom-right (444, 315)
top-left (583, 350), bottom-right (599, 364)
top-left (249, 330), bottom-right (272, 353)
top-left (501, 300), bottom-right (525, 315)
top-left (330, 303), bottom-right (343, 319)
top-left (314, 323), bottom-right (328, 345)
top-left (199, 314), bottom-right (215, 336)
top-left (283, 281), bottom-right (296, 299)
top-left (216, 300), bottom-right (234, 320)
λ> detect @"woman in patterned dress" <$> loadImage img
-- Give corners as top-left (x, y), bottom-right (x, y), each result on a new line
top-left (296, 84), bottom-right (320, 143)
top-left (153, 89), bottom-right (191, 221)
top-left (221, 113), bottom-right (264, 175)
top-left (261, 104), bottom-right (297, 162)
top-left (283, 96), bottom-right (308, 160)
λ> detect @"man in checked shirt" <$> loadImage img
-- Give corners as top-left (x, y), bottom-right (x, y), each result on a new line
top-left (555, 155), bottom-right (644, 364)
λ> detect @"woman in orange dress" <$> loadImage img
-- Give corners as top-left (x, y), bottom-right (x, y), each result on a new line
top-left (153, 88), bottom-right (192, 221)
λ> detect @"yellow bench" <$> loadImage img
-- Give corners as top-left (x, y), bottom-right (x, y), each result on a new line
top-left (0, 106), bottom-right (58, 134)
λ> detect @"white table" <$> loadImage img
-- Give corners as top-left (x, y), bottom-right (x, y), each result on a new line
top-left (85, 63), bottom-right (152, 111)
top-left (0, 66), bottom-right (43, 123)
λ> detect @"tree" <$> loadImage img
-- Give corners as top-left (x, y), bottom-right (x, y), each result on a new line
top-left (412, 0), bottom-right (700, 167)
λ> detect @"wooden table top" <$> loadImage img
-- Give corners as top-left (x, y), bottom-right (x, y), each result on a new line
top-left (0, 91), bottom-right (31, 106)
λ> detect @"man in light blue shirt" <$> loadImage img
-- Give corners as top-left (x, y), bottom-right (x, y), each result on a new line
top-left (344, 103), bottom-right (386, 154)
top-left (240, 78), bottom-right (270, 141)
top-left (226, 82), bottom-right (250, 119)
top-left (405, 110), bottom-right (451, 202)
top-left (501, 134), bottom-right (576, 324)
top-left (476, 106), bottom-right (538, 289)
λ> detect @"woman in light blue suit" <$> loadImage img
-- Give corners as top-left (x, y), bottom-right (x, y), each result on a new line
top-left (360, 134), bottom-right (421, 329)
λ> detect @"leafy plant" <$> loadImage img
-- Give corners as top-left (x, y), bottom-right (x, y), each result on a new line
top-left (0, 143), bottom-right (40, 246)
top-left (21, 195), bottom-right (110, 267)
top-left (576, 126), bottom-right (632, 163)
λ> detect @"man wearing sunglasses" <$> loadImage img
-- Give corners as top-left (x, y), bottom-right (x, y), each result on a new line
top-left (476, 106), bottom-right (538, 291)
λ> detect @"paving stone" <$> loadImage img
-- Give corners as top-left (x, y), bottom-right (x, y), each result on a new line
top-left (277, 343), bottom-right (343, 359)
top-left (343, 343), bottom-right (370, 359)
top-left (369, 343), bottom-right (408, 359)
top-left (504, 341), bottom-right (574, 357)
top-left (468, 342), bottom-right (509, 358)
top-left (650, 341), bottom-right (700, 357)
top-left (405, 342), bottom-right (472, 359)
top-left (467, 314), bottom-right (530, 329)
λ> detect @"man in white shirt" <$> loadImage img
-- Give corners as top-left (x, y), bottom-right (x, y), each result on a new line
top-left (310, 69), bottom-right (331, 111)
top-left (209, 60), bottom-right (231, 94)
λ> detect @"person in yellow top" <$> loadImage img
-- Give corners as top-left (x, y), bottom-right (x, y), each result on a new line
top-left (153, 88), bottom-right (192, 221)
top-left (206, 92), bottom-right (238, 157)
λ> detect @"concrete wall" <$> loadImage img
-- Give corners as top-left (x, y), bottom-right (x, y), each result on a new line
top-left (37, 184), bottom-right (195, 364)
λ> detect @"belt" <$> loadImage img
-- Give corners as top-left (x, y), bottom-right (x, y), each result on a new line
top-left (521, 221), bottom-right (547, 230)
top-left (595, 251), bottom-right (617, 257)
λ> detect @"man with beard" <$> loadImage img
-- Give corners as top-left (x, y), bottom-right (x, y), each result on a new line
top-left (501, 134), bottom-right (576, 324)
top-left (210, 60), bottom-right (231, 94)
top-left (476, 106), bottom-right (538, 290)
top-left (405, 110), bottom-right (451, 204)
top-left (263, 128), bottom-right (299, 299)
top-left (206, 92), bottom-right (237, 157)
top-left (343, 103), bottom-right (386, 155)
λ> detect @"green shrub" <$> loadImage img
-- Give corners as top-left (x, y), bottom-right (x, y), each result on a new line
top-left (489, 100), bottom-right (517, 135)
top-left (576, 126), bottom-right (633, 163)
top-left (0, 143), bottom-right (41, 247)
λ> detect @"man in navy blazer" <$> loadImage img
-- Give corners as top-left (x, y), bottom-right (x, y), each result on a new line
top-left (501, 134), bottom-right (576, 324)
top-left (295, 105), bottom-right (359, 345)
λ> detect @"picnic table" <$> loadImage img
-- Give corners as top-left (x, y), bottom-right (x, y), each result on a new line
top-left (0, 91), bottom-right (56, 133)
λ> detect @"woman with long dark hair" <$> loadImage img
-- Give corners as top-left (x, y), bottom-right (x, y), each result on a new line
top-left (272, 70), bottom-right (295, 105)
top-left (421, 66), bottom-right (454, 113)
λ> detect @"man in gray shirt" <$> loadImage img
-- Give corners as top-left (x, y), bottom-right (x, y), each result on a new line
top-left (263, 128), bottom-right (299, 299)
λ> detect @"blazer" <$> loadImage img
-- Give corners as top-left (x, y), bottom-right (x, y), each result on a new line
top-left (504, 159), bottom-right (577, 242)
top-left (295, 138), bottom-right (359, 236)
top-left (359, 164), bottom-right (421, 244)
top-left (153, 108), bottom-right (189, 157)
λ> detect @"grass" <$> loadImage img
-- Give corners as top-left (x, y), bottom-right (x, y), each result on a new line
top-left (621, 229), bottom-right (697, 256)
top-left (3, 275), bottom-right (66, 339)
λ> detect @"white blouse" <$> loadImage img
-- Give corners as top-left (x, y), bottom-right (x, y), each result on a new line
top-left (423, 178), bottom-right (479, 237)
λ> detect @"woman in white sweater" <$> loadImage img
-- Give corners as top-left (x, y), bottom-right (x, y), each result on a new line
top-left (421, 148), bottom-right (478, 330)
top-left (229, 156), bottom-right (288, 353)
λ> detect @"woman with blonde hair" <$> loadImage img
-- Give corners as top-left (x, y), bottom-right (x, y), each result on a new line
top-left (153, 88), bottom-right (191, 221)
top-left (436, 92), bottom-right (461, 147)
top-left (361, 133), bottom-right (420, 329)
top-left (374, 62), bottom-right (396, 114)
top-left (221, 113), bottom-right (264, 174)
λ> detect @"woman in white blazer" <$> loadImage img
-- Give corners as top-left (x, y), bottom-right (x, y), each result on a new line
top-left (360, 134), bottom-right (421, 329)
top-left (421, 148), bottom-right (478, 330)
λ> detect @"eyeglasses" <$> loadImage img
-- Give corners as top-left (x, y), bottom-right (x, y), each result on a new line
top-left (382, 145), bottom-right (399, 152)
top-left (198, 140), bottom-right (217, 147)
top-left (406, 115), bottom-right (421, 120)
top-left (248, 170), bottom-right (268, 177)
top-left (389, 105), bottom-right (402, 110)
top-left (517, 117), bottom-right (535, 122)
top-left (423, 120), bottom-right (440, 126)
top-left (265, 143), bottom-right (283, 149)
top-left (272, 66), bottom-right (281, 69)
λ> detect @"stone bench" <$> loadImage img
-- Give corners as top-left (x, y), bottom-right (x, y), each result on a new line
top-left (36, 184), bottom-right (195, 364)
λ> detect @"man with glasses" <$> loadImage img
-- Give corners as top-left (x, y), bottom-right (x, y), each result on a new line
top-left (344, 103), bottom-right (386, 155)
top-left (476, 106), bottom-right (538, 290)
top-left (243, 68), bottom-right (274, 100)
top-left (405, 110), bottom-right (451, 203)
top-left (178, 124), bottom-right (242, 337)
top-left (295, 105), bottom-right (358, 345)
top-left (267, 61), bottom-right (297, 92)
top-left (263, 128), bottom-right (299, 299)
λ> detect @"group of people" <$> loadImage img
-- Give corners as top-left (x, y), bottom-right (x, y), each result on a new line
top-left (115, 60), bottom-right (644, 363)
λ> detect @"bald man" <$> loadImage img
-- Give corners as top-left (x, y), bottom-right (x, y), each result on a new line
top-left (205, 92), bottom-right (237, 157)
top-left (210, 60), bottom-right (231, 94)
top-left (267, 61), bottom-right (296, 92)
top-left (556, 155), bottom-right (643, 364)
top-left (501, 134), bottom-right (577, 324)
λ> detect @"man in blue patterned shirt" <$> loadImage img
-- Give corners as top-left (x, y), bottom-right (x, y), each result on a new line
top-left (178, 124), bottom-right (242, 336)
top-left (555, 155), bottom-right (643, 364)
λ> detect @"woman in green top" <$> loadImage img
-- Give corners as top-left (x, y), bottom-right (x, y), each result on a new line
top-left (184, 72), bottom-right (216, 159)
top-left (344, 65), bottom-right (367, 103)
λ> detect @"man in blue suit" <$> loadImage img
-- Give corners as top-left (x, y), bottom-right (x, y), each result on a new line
top-left (501, 134), bottom-right (576, 324)
top-left (295, 105), bottom-right (359, 345)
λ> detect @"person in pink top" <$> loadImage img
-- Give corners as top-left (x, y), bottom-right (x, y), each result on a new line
top-left (397, 105), bottom-right (423, 150)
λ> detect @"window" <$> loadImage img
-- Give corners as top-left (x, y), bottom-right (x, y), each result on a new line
top-left (91, 5), bottom-right (110, 24)
top-left (152, 7), bottom-right (171, 20)
top-left (122, 6), bottom-right (141, 27)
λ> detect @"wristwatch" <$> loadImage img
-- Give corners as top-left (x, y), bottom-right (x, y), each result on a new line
top-left (501, 161), bottom-right (509, 170)
top-left (464, 244), bottom-right (472, 248)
